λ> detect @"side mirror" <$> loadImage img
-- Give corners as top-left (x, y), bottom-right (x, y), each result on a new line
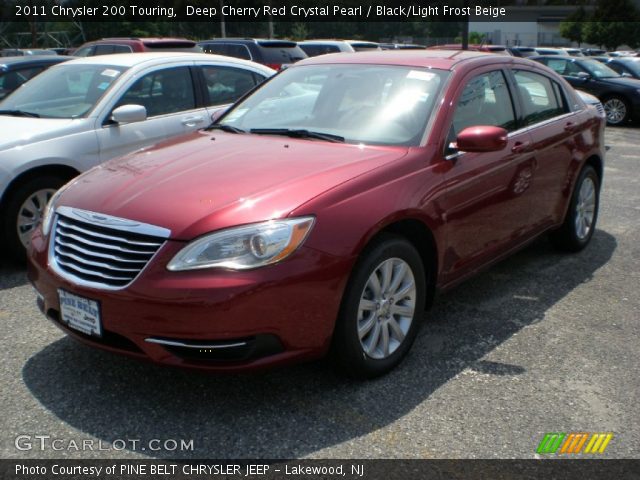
top-left (111, 104), bottom-right (147, 124)
top-left (576, 71), bottom-right (591, 80)
top-left (210, 107), bottom-right (228, 124)
top-left (622, 72), bottom-right (633, 78)
top-left (456, 126), bottom-right (508, 153)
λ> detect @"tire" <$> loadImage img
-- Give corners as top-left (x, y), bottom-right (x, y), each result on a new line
top-left (603, 95), bottom-right (630, 126)
top-left (330, 234), bottom-right (426, 378)
top-left (551, 165), bottom-right (600, 252)
top-left (1, 175), bottom-right (67, 260)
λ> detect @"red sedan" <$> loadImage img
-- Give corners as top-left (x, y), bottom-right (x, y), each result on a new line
top-left (28, 51), bottom-right (605, 378)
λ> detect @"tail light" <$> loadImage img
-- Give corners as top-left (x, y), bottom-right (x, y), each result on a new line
top-left (264, 63), bottom-right (282, 71)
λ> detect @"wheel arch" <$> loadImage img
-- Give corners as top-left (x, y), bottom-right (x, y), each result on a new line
top-left (0, 164), bottom-right (79, 209)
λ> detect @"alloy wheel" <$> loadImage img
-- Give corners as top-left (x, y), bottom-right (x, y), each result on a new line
top-left (604, 98), bottom-right (627, 124)
top-left (357, 257), bottom-right (416, 359)
top-left (575, 176), bottom-right (596, 240)
top-left (16, 188), bottom-right (56, 248)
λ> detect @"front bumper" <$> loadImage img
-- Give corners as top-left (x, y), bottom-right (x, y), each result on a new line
top-left (28, 229), bottom-right (353, 372)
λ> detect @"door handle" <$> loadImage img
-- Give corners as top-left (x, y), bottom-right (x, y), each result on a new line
top-left (181, 116), bottom-right (205, 126)
top-left (564, 121), bottom-right (578, 132)
top-left (511, 141), bottom-right (531, 154)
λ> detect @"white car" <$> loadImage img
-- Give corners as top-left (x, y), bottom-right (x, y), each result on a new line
top-left (0, 52), bottom-right (274, 256)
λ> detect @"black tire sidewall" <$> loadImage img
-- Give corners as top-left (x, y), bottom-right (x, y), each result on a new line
top-left (332, 234), bottom-right (426, 378)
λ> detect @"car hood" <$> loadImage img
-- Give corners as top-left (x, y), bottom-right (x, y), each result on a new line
top-left (597, 76), bottom-right (640, 88)
top-left (0, 115), bottom-right (81, 150)
top-left (59, 131), bottom-right (409, 240)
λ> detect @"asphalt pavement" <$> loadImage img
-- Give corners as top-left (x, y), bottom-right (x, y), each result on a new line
top-left (0, 126), bottom-right (638, 459)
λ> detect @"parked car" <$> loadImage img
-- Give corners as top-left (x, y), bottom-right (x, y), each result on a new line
top-left (582, 48), bottom-right (607, 57)
top-left (508, 46), bottom-right (537, 57)
top-left (379, 43), bottom-right (426, 50)
top-left (534, 47), bottom-right (583, 57)
top-left (1, 49), bottom-right (57, 57)
top-left (0, 55), bottom-right (71, 100)
top-left (298, 40), bottom-right (355, 57)
top-left (28, 51), bottom-right (605, 378)
top-left (72, 38), bottom-right (201, 57)
top-left (0, 52), bottom-right (274, 256)
top-left (198, 39), bottom-right (307, 70)
top-left (592, 56), bottom-right (640, 80)
top-left (346, 41), bottom-right (382, 52)
top-left (533, 55), bottom-right (640, 125)
top-left (428, 44), bottom-right (511, 55)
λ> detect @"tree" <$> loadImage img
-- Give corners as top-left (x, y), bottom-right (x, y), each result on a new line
top-left (559, 6), bottom-right (587, 46)
top-left (583, 0), bottom-right (640, 50)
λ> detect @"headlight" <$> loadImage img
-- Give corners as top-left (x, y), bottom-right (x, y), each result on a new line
top-left (167, 217), bottom-right (315, 271)
top-left (41, 188), bottom-right (64, 237)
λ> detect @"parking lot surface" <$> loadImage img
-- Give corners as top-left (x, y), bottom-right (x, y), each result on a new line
top-left (0, 126), bottom-right (638, 459)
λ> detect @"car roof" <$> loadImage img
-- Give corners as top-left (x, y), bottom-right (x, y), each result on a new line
top-left (0, 55), bottom-right (71, 67)
top-left (296, 50), bottom-right (533, 70)
top-left (298, 40), bottom-right (351, 46)
top-left (62, 51), bottom-right (273, 71)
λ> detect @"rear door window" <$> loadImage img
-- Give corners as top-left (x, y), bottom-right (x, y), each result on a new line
top-left (514, 70), bottom-right (567, 126)
top-left (201, 65), bottom-right (259, 106)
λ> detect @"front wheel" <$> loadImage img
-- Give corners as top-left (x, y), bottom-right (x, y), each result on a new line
top-left (1, 175), bottom-right (67, 259)
top-left (331, 234), bottom-right (426, 378)
top-left (551, 165), bottom-right (600, 252)
top-left (603, 96), bottom-right (630, 126)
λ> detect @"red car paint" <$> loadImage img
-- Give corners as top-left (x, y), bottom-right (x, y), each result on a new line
top-left (28, 51), bottom-right (605, 371)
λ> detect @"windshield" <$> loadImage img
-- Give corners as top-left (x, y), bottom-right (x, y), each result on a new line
top-left (0, 63), bottom-right (127, 118)
top-left (581, 59), bottom-right (620, 78)
top-left (618, 59), bottom-right (640, 76)
top-left (220, 64), bottom-right (448, 146)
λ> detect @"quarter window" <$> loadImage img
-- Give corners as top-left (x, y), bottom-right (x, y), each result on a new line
top-left (514, 70), bottom-right (567, 126)
top-left (452, 70), bottom-right (516, 135)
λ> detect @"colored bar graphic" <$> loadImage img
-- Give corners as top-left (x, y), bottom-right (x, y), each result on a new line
top-left (539, 433), bottom-right (613, 454)
top-left (584, 433), bottom-right (614, 454)
top-left (537, 433), bottom-right (566, 454)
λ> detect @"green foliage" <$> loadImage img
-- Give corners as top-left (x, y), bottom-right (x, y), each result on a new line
top-left (559, 6), bottom-right (587, 46)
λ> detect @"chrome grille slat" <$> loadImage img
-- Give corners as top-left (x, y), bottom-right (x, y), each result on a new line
top-left (54, 246), bottom-right (142, 273)
top-left (57, 218), bottom-right (164, 247)
top-left (55, 229), bottom-right (158, 255)
top-left (56, 258), bottom-right (134, 281)
top-left (51, 208), bottom-right (169, 290)
top-left (55, 237), bottom-right (149, 263)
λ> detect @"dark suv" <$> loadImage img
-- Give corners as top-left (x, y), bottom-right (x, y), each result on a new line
top-left (72, 38), bottom-right (201, 57)
top-left (198, 39), bottom-right (307, 70)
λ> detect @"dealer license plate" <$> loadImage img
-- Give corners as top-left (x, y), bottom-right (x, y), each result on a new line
top-left (58, 289), bottom-right (102, 337)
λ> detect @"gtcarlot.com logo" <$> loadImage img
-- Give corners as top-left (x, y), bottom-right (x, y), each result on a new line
top-left (15, 435), bottom-right (194, 452)
top-left (536, 432), bottom-right (613, 455)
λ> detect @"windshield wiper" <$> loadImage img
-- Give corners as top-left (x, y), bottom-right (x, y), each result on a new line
top-left (250, 128), bottom-right (345, 143)
top-left (205, 123), bottom-right (245, 134)
top-left (0, 109), bottom-right (40, 118)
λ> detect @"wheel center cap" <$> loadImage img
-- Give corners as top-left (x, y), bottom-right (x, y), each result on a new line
top-left (378, 299), bottom-right (391, 317)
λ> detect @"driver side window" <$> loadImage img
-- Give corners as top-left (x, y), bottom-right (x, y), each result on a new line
top-left (113, 67), bottom-right (195, 117)
top-left (451, 70), bottom-right (516, 138)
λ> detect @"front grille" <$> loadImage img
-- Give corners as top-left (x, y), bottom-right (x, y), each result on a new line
top-left (596, 103), bottom-right (605, 116)
top-left (51, 207), bottom-right (170, 289)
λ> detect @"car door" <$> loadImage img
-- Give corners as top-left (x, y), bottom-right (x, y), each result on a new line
top-left (196, 63), bottom-right (266, 119)
top-left (96, 65), bottom-right (206, 162)
top-left (439, 68), bottom-right (536, 284)
top-left (511, 69), bottom-right (584, 229)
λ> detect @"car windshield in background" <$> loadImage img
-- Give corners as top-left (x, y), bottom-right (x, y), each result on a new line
top-left (581, 59), bottom-right (621, 78)
top-left (0, 64), bottom-right (127, 118)
top-left (220, 64), bottom-right (448, 146)
top-left (618, 59), bottom-right (640, 77)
